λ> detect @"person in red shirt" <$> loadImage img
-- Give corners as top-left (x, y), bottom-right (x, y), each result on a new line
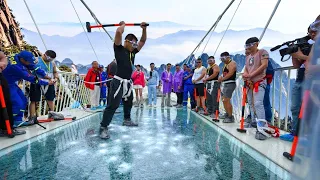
top-left (84, 61), bottom-right (102, 110)
top-left (131, 64), bottom-right (145, 107)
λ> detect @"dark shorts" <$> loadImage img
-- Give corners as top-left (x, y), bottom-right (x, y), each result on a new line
top-left (221, 82), bottom-right (236, 98)
top-left (29, 84), bottom-right (55, 102)
top-left (194, 83), bottom-right (205, 97)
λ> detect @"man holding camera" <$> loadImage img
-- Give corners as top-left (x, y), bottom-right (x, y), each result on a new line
top-left (280, 20), bottom-right (319, 142)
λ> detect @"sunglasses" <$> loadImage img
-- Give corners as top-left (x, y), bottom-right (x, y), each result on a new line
top-left (196, 61), bottom-right (202, 63)
top-left (310, 20), bottom-right (320, 32)
top-left (220, 56), bottom-right (229, 60)
top-left (244, 42), bottom-right (257, 49)
top-left (126, 40), bottom-right (138, 48)
top-left (45, 54), bottom-right (55, 61)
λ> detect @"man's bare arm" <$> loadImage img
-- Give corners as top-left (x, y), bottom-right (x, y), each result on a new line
top-left (137, 22), bottom-right (147, 51)
top-left (114, 21), bottom-right (125, 46)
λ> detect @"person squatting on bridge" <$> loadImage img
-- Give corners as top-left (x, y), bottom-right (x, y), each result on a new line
top-left (99, 65), bottom-right (107, 106)
top-left (192, 58), bottom-right (208, 115)
top-left (161, 63), bottom-right (173, 107)
top-left (218, 52), bottom-right (237, 123)
top-left (203, 56), bottom-right (220, 117)
top-left (2, 51), bottom-right (55, 127)
top-left (84, 61), bottom-right (102, 110)
top-left (29, 50), bottom-right (58, 122)
top-left (146, 62), bottom-right (159, 107)
top-left (243, 37), bottom-right (269, 127)
top-left (280, 18), bottom-right (320, 142)
top-left (0, 51), bottom-right (26, 136)
top-left (173, 64), bottom-right (184, 108)
top-left (99, 21), bottom-right (147, 139)
top-left (183, 65), bottom-right (195, 109)
top-left (132, 64), bottom-right (145, 108)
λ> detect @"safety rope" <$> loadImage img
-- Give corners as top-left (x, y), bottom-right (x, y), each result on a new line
top-left (69, 0), bottom-right (100, 62)
top-left (259, 0), bottom-right (281, 42)
top-left (213, 0), bottom-right (243, 56)
top-left (188, 0), bottom-right (236, 59)
top-left (23, 0), bottom-right (47, 50)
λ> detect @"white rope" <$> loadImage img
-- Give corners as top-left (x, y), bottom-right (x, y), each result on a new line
top-left (214, 0), bottom-right (243, 56)
top-left (259, 0), bottom-right (282, 43)
top-left (69, 0), bottom-right (100, 62)
top-left (23, 0), bottom-right (47, 51)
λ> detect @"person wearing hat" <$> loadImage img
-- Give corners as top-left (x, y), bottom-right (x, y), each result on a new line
top-left (2, 50), bottom-right (54, 127)
top-left (243, 37), bottom-right (269, 128)
top-left (182, 65), bottom-right (195, 109)
top-left (131, 64), bottom-right (146, 108)
top-left (280, 18), bottom-right (320, 142)
top-left (99, 64), bottom-right (108, 107)
top-left (28, 50), bottom-right (58, 122)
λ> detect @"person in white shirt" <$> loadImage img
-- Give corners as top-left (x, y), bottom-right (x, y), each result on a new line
top-left (192, 58), bottom-right (208, 115)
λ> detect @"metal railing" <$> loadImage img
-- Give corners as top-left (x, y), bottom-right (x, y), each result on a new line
top-left (219, 66), bottom-right (296, 131)
top-left (22, 71), bottom-right (91, 117)
top-left (21, 66), bottom-right (296, 132)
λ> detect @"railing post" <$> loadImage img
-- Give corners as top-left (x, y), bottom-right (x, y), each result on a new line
top-left (278, 71), bottom-right (283, 128)
top-left (271, 76), bottom-right (275, 126)
top-left (284, 69), bottom-right (291, 131)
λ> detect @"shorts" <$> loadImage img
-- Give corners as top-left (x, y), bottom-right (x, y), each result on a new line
top-left (194, 83), bottom-right (205, 97)
top-left (133, 85), bottom-right (143, 89)
top-left (221, 82), bottom-right (236, 98)
top-left (29, 84), bottom-right (56, 102)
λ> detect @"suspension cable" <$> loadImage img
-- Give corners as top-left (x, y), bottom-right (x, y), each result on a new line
top-left (23, 0), bottom-right (47, 51)
top-left (213, 0), bottom-right (243, 56)
top-left (259, 0), bottom-right (282, 43)
top-left (187, 0), bottom-right (236, 59)
top-left (69, 0), bottom-right (100, 62)
top-left (79, 0), bottom-right (113, 41)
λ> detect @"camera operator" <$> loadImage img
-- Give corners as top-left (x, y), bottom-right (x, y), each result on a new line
top-left (280, 19), bottom-right (319, 142)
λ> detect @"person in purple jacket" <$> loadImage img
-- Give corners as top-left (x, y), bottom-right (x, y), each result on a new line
top-left (161, 63), bottom-right (173, 107)
top-left (173, 64), bottom-right (184, 108)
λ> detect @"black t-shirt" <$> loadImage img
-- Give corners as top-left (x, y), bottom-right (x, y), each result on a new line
top-left (107, 61), bottom-right (117, 77)
top-left (114, 44), bottom-right (139, 79)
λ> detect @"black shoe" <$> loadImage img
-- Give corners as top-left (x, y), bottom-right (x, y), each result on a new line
top-left (13, 129), bottom-right (26, 135)
top-left (123, 119), bottom-right (138, 127)
top-left (99, 126), bottom-right (110, 139)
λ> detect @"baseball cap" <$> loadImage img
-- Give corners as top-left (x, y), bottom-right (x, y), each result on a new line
top-left (99, 65), bottom-right (104, 68)
top-left (18, 50), bottom-right (37, 65)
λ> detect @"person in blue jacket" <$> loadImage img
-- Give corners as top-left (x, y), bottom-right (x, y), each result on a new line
top-left (99, 65), bottom-right (108, 107)
top-left (2, 51), bottom-right (54, 127)
top-left (182, 65), bottom-right (195, 109)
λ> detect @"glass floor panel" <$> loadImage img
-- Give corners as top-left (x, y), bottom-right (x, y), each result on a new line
top-left (0, 107), bottom-right (287, 180)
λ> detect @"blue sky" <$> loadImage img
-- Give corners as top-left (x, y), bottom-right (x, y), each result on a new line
top-left (9, 0), bottom-right (320, 35)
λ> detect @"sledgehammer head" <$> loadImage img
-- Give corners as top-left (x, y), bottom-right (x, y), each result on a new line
top-left (86, 22), bottom-right (91, 33)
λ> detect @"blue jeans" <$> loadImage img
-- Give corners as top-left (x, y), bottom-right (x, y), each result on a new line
top-left (290, 81), bottom-right (303, 136)
top-left (264, 84), bottom-right (272, 122)
top-left (148, 85), bottom-right (157, 105)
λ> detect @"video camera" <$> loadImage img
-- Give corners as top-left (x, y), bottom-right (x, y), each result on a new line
top-left (270, 35), bottom-right (312, 62)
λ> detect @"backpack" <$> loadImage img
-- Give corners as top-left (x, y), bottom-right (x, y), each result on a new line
top-left (265, 60), bottom-right (274, 84)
